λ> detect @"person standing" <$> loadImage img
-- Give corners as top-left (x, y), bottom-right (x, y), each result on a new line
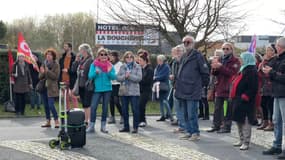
top-left (86, 48), bottom-right (116, 133)
top-left (117, 51), bottom-right (142, 133)
top-left (12, 54), bottom-right (32, 116)
top-left (40, 48), bottom-right (60, 128)
top-left (207, 42), bottom-right (241, 133)
top-left (262, 37), bottom-right (285, 159)
top-left (29, 55), bottom-right (41, 110)
top-left (138, 50), bottom-right (153, 127)
top-left (257, 44), bottom-right (276, 131)
top-left (108, 51), bottom-right (124, 124)
top-left (154, 55), bottom-right (173, 122)
top-left (176, 35), bottom-right (209, 141)
top-left (231, 52), bottom-right (258, 150)
top-left (59, 42), bottom-right (78, 110)
top-left (71, 43), bottom-right (93, 125)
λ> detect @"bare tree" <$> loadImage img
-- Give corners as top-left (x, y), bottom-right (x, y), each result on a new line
top-left (271, 10), bottom-right (285, 34)
top-left (103, 0), bottom-right (248, 49)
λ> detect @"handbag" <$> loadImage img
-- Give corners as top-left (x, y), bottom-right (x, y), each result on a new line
top-left (85, 79), bottom-right (94, 92)
top-left (118, 83), bottom-right (128, 96)
top-left (35, 79), bottom-right (46, 93)
top-left (159, 81), bottom-right (169, 91)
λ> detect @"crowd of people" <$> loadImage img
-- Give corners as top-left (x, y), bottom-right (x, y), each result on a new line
top-left (11, 36), bottom-right (285, 159)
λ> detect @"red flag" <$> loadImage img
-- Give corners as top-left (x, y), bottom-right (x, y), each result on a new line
top-left (17, 32), bottom-right (39, 71)
top-left (8, 49), bottom-right (15, 83)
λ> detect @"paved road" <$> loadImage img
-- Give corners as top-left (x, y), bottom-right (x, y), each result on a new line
top-left (0, 116), bottom-right (277, 160)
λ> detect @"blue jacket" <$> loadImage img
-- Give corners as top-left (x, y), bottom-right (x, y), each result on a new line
top-left (175, 49), bottom-right (210, 100)
top-left (154, 63), bottom-right (170, 83)
top-left (88, 63), bottom-right (116, 92)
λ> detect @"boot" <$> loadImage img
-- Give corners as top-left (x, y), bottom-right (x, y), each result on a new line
top-left (54, 119), bottom-right (59, 128)
top-left (101, 121), bottom-right (108, 133)
top-left (264, 121), bottom-right (274, 131)
top-left (108, 117), bottom-right (116, 124)
top-left (86, 122), bottom-right (95, 133)
top-left (257, 120), bottom-right (268, 130)
top-left (41, 120), bottom-right (51, 128)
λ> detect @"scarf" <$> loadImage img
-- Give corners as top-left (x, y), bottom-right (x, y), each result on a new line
top-left (126, 62), bottom-right (134, 71)
top-left (221, 53), bottom-right (233, 65)
top-left (18, 61), bottom-right (25, 76)
top-left (94, 59), bottom-right (112, 72)
top-left (239, 51), bottom-right (256, 72)
top-left (45, 60), bottom-right (54, 70)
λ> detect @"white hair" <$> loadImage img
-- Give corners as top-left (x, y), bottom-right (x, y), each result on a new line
top-left (78, 43), bottom-right (93, 57)
top-left (157, 54), bottom-right (166, 62)
top-left (175, 44), bottom-right (185, 54)
top-left (277, 37), bottom-right (285, 49)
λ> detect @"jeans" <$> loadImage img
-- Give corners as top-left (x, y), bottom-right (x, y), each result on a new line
top-left (173, 90), bottom-right (185, 129)
top-left (30, 89), bottom-right (41, 109)
top-left (90, 91), bottom-right (111, 123)
top-left (272, 98), bottom-right (285, 149)
top-left (159, 91), bottom-right (172, 118)
top-left (180, 99), bottom-right (199, 135)
top-left (121, 96), bottom-right (139, 130)
top-left (41, 91), bottom-right (58, 120)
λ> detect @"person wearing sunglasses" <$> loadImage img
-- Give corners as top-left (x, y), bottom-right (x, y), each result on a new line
top-left (117, 51), bottom-right (142, 133)
top-left (86, 48), bottom-right (116, 133)
top-left (207, 42), bottom-right (241, 134)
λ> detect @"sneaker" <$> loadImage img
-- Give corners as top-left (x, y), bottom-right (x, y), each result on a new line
top-left (179, 133), bottom-right (191, 140)
top-left (239, 144), bottom-right (249, 150)
top-left (233, 141), bottom-right (243, 147)
top-left (86, 127), bottom-right (95, 133)
top-left (263, 147), bottom-right (282, 155)
top-left (189, 134), bottom-right (200, 141)
top-left (173, 128), bottom-right (185, 134)
top-left (139, 122), bottom-right (147, 127)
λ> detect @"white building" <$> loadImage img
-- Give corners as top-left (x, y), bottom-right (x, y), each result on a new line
top-left (232, 35), bottom-right (282, 50)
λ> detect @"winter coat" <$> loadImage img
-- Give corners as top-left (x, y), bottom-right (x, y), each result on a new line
top-left (12, 62), bottom-right (32, 93)
top-left (39, 61), bottom-right (60, 97)
top-left (88, 63), bottom-right (116, 92)
top-left (59, 52), bottom-right (76, 89)
top-left (175, 49), bottom-right (210, 100)
top-left (268, 52), bottom-right (285, 97)
top-left (140, 64), bottom-right (154, 94)
top-left (117, 62), bottom-right (142, 96)
top-left (212, 55), bottom-right (240, 98)
top-left (232, 65), bottom-right (258, 124)
top-left (71, 56), bottom-right (93, 88)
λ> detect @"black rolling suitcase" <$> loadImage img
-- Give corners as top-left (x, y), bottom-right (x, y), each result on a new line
top-left (67, 108), bottom-right (86, 148)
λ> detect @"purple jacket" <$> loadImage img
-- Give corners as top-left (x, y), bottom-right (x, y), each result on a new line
top-left (212, 55), bottom-right (240, 98)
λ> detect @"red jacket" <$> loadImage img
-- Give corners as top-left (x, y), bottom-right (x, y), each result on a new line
top-left (212, 55), bottom-right (240, 98)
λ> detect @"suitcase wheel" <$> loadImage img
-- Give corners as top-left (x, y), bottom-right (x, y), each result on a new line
top-left (49, 139), bottom-right (59, 149)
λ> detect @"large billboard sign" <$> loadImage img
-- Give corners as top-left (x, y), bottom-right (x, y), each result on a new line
top-left (96, 24), bottom-right (159, 46)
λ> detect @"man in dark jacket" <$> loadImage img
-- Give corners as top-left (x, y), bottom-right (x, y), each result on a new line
top-left (59, 42), bottom-right (78, 110)
top-left (207, 42), bottom-right (241, 133)
top-left (175, 35), bottom-right (209, 141)
top-left (262, 37), bottom-right (285, 159)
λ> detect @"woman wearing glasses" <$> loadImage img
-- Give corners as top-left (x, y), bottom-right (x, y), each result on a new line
top-left (86, 48), bottom-right (116, 133)
top-left (117, 51), bottom-right (142, 133)
top-left (207, 42), bottom-right (241, 133)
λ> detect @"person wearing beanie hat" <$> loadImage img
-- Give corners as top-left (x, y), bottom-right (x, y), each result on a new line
top-left (230, 52), bottom-right (258, 150)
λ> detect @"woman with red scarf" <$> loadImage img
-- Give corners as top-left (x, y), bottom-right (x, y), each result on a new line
top-left (86, 48), bottom-right (116, 133)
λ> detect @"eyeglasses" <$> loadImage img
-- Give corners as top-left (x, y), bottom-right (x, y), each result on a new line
top-left (183, 41), bottom-right (193, 45)
top-left (222, 48), bottom-right (230, 51)
top-left (100, 53), bottom-right (108, 56)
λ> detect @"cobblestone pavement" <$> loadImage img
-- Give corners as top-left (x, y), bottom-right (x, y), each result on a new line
top-left (0, 116), bottom-right (277, 160)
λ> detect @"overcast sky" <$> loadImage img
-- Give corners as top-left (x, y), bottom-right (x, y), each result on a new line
top-left (0, 0), bottom-right (284, 36)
